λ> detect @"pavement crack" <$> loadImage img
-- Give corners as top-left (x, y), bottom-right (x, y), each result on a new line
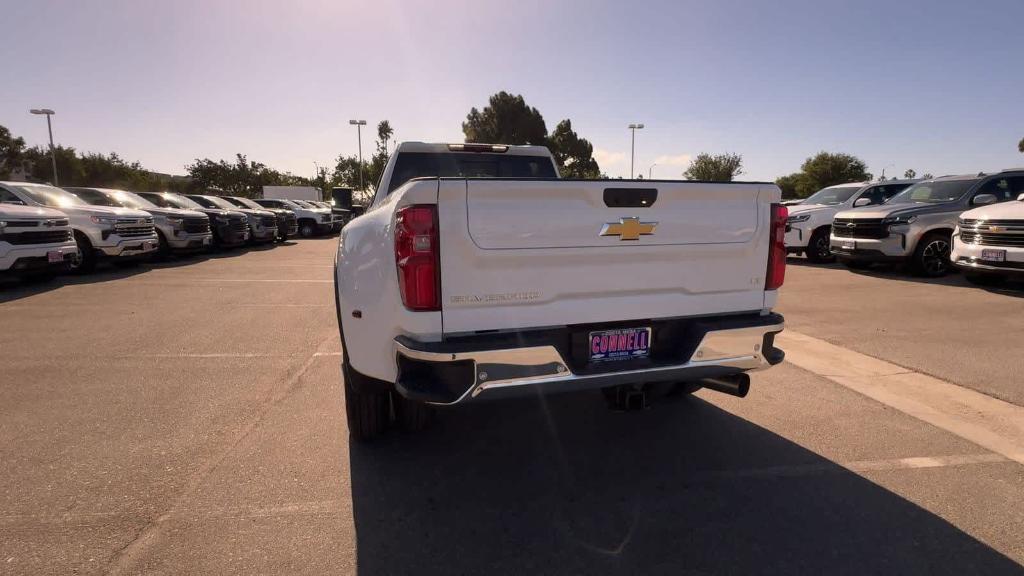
top-left (103, 340), bottom-right (331, 575)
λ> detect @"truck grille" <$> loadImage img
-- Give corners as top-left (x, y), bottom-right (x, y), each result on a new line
top-left (229, 217), bottom-right (247, 231)
top-left (262, 216), bottom-right (277, 227)
top-left (4, 218), bottom-right (70, 228)
top-left (4, 230), bottom-right (73, 245)
top-left (832, 218), bottom-right (888, 239)
top-left (114, 218), bottom-right (155, 238)
top-left (183, 218), bottom-right (210, 233)
top-left (959, 218), bottom-right (1024, 247)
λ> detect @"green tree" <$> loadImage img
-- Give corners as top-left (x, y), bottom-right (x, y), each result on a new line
top-left (185, 154), bottom-right (306, 197)
top-left (331, 155), bottom-right (368, 192)
top-left (366, 120), bottom-right (395, 190)
top-left (904, 169), bottom-right (916, 179)
top-left (462, 91), bottom-right (547, 145)
top-left (683, 152), bottom-right (743, 182)
top-left (376, 120), bottom-right (393, 154)
top-left (775, 172), bottom-right (807, 199)
top-left (0, 125), bottom-right (27, 179)
top-left (797, 151), bottom-right (871, 195)
top-left (921, 173), bottom-right (934, 180)
top-left (547, 119), bottom-right (600, 178)
top-left (22, 145), bottom-right (85, 185)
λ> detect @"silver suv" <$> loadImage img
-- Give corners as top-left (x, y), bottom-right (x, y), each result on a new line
top-left (830, 170), bottom-right (1024, 276)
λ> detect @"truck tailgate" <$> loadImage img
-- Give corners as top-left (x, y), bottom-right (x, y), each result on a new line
top-left (437, 179), bottom-right (777, 334)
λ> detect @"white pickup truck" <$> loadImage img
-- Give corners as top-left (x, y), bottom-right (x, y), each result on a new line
top-left (334, 142), bottom-right (787, 440)
top-left (0, 198), bottom-right (78, 280)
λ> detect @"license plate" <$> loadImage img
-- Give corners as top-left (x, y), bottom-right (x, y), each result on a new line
top-left (589, 327), bottom-right (652, 362)
top-left (842, 241), bottom-right (856, 251)
top-left (203, 236), bottom-right (212, 245)
top-left (47, 250), bottom-right (63, 263)
top-left (981, 249), bottom-right (1006, 262)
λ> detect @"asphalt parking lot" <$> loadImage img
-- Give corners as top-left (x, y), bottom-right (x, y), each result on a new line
top-left (1, 242), bottom-right (1022, 575)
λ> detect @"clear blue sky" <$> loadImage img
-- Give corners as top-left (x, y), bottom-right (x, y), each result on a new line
top-left (3, 0), bottom-right (1022, 181)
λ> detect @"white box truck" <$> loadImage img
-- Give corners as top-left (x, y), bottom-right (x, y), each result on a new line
top-left (262, 186), bottom-right (321, 202)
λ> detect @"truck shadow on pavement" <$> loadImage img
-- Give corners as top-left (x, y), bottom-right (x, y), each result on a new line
top-left (787, 256), bottom-right (1024, 296)
top-left (348, 392), bottom-right (1021, 575)
top-left (0, 265), bottom-right (151, 303)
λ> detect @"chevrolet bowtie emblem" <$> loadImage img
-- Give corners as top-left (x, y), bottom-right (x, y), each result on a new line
top-left (600, 217), bottom-right (657, 241)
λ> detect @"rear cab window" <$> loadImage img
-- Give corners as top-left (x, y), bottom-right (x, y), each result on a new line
top-left (386, 152), bottom-right (558, 194)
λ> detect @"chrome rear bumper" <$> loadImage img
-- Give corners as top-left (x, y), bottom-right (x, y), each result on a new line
top-left (393, 316), bottom-right (784, 406)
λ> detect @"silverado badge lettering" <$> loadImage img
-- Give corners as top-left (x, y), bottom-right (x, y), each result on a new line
top-left (450, 292), bottom-right (541, 305)
top-left (600, 217), bottom-right (657, 241)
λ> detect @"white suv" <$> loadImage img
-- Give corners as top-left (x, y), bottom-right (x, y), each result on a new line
top-left (952, 180), bottom-right (1024, 285)
top-left (785, 180), bottom-right (915, 262)
top-left (253, 198), bottom-right (333, 237)
top-left (0, 200), bottom-right (78, 280)
top-left (0, 182), bottom-right (158, 273)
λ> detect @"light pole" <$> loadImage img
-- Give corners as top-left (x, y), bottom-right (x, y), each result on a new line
top-left (628, 123), bottom-right (644, 179)
top-left (648, 163), bottom-right (657, 179)
top-left (30, 108), bottom-right (58, 185)
top-left (313, 161), bottom-right (323, 200)
top-left (348, 119), bottom-right (366, 190)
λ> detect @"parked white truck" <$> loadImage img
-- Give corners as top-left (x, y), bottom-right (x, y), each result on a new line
top-left (0, 182), bottom-right (158, 273)
top-left (0, 196), bottom-right (78, 280)
top-left (334, 142), bottom-right (787, 440)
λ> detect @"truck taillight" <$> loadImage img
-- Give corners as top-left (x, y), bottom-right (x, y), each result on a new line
top-left (766, 204), bottom-right (788, 290)
top-left (395, 205), bottom-right (440, 311)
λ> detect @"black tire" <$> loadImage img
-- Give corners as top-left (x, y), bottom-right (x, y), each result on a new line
top-left (839, 258), bottom-right (872, 270)
top-left (69, 231), bottom-right (97, 274)
top-left (393, 394), bottom-right (434, 433)
top-left (155, 230), bottom-right (171, 258)
top-left (341, 336), bottom-right (390, 442)
top-left (964, 272), bottom-right (1004, 286)
top-left (299, 219), bottom-right (316, 238)
top-left (805, 228), bottom-right (835, 263)
top-left (912, 232), bottom-right (952, 277)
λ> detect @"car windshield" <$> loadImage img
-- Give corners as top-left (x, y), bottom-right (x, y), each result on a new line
top-left (189, 196), bottom-right (233, 210)
top-left (802, 186), bottom-right (862, 205)
top-left (229, 197), bottom-right (262, 209)
top-left (888, 180), bottom-right (976, 204)
top-left (387, 152), bottom-right (558, 193)
top-left (161, 194), bottom-right (205, 210)
top-left (13, 184), bottom-right (88, 208)
top-left (206, 196), bottom-right (240, 210)
top-left (109, 190), bottom-right (159, 210)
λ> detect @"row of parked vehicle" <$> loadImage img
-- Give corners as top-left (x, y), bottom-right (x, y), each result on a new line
top-left (783, 168), bottom-right (1024, 284)
top-left (0, 181), bottom-right (344, 280)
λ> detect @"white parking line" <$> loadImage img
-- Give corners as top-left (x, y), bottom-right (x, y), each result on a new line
top-left (779, 331), bottom-right (1024, 466)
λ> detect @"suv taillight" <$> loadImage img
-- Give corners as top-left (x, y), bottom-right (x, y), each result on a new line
top-left (395, 205), bottom-right (440, 311)
top-left (766, 204), bottom-right (787, 290)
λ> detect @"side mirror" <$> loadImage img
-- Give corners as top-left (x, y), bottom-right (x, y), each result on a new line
top-left (972, 193), bottom-right (997, 206)
top-left (853, 197), bottom-right (872, 208)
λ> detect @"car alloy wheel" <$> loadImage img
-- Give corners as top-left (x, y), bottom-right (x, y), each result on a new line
top-left (813, 236), bottom-right (831, 260)
top-left (920, 239), bottom-right (950, 275)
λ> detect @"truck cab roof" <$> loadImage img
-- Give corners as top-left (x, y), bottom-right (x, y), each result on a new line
top-left (395, 142), bottom-right (554, 157)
